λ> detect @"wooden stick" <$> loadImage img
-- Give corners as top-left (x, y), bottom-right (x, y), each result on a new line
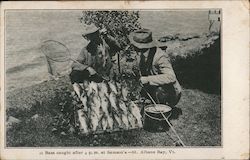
top-left (117, 52), bottom-right (121, 74)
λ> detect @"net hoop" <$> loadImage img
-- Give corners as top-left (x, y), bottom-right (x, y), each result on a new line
top-left (41, 40), bottom-right (71, 62)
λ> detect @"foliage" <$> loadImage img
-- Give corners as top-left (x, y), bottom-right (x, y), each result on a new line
top-left (80, 11), bottom-right (141, 49)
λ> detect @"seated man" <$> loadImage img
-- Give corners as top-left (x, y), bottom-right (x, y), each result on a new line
top-left (70, 24), bottom-right (121, 96)
top-left (129, 29), bottom-right (181, 107)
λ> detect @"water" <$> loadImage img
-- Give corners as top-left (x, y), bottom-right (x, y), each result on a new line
top-left (139, 10), bottom-right (209, 38)
top-left (5, 10), bottom-right (210, 91)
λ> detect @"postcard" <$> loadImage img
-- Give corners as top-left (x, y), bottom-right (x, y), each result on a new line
top-left (0, 1), bottom-right (249, 160)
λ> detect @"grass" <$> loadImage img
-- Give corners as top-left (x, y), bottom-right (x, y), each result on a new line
top-left (6, 76), bottom-right (221, 147)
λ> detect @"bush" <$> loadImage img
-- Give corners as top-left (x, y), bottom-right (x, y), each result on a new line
top-left (80, 11), bottom-right (141, 49)
top-left (171, 36), bottom-right (221, 94)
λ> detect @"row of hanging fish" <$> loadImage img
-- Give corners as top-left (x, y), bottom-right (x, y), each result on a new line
top-left (72, 80), bottom-right (143, 134)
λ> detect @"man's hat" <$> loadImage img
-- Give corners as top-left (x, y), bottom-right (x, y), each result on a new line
top-left (82, 24), bottom-right (99, 36)
top-left (129, 29), bottom-right (156, 49)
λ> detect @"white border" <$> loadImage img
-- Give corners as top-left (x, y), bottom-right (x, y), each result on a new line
top-left (1, 1), bottom-right (249, 160)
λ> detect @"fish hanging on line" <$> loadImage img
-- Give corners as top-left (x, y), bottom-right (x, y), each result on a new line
top-left (88, 81), bottom-right (99, 97)
top-left (118, 100), bottom-right (129, 130)
top-left (100, 94), bottom-right (113, 131)
top-left (121, 82), bottom-right (129, 101)
top-left (109, 91), bottom-right (122, 127)
top-left (128, 101), bottom-right (143, 128)
top-left (108, 80), bottom-right (118, 95)
top-left (98, 81), bottom-right (109, 97)
top-left (80, 91), bottom-right (88, 112)
top-left (71, 79), bottom-right (143, 134)
top-left (77, 109), bottom-right (89, 134)
top-left (88, 81), bottom-right (102, 132)
top-left (72, 83), bottom-right (82, 98)
top-left (128, 112), bottom-right (136, 128)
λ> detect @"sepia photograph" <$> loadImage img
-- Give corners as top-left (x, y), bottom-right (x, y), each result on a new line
top-left (4, 9), bottom-right (221, 147)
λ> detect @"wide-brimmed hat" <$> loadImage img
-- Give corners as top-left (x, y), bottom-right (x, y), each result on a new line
top-left (82, 24), bottom-right (99, 36)
top-left (129, 29), bottom-right (156, 49)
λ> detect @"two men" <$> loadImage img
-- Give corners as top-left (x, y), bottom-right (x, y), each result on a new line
top-left (70, 24), bottom-right (181, 107)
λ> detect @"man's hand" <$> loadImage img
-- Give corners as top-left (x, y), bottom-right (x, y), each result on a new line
top-left (132, 66), bottom-right (141, 80)
top-left (89, 74), bottom-right (104, 83)
top-left (99, 28), bottom-right (107, 35)
top-left (86, 67), bottom-right (97, 76)
top-left (140, 76), bottom-right (149, 85)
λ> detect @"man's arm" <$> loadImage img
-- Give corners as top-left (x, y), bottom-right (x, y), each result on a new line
top-left (71, 48), bottom-right (89, 71)
top-left (141, 55), bottom-right (177, 86)
top-left (103, 35), bottom-right (122, 56)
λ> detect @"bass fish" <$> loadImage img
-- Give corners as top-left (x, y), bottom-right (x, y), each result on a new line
top-left (127, 113), bottom-right (136, 128)
top-left (128, 101), bottom-right (143, 128)
top-left (77, 109), bottom-right (89, 134)
top-left (108, 81), bottom-right (118, 95)
top-left (118, 100), bottom-right (129, 130)
top-left (83, 80), bottom-right (90, 89)
top-left (88, 83), bottom-right (102, 132)
top-left (89, 110), bottom-right (99, 132)
top-left (72, 83), bottom-right (82, 98)
top-left (88, 81), bottom-right (99, 97)
top-left (100, 94), bottom-right (112, 131)
top-left (98, 81), bottom-right (109, 97)
top-left (89, 98), bottom-right (101, 132)
top-left (80, 91), bottom-right (88, 112)
top-left (79, 80), bottom-right (90, 91)
top-left (109, 91), bottom-right (122, 127)
top-left (121, 82), bottom-right (129, 101)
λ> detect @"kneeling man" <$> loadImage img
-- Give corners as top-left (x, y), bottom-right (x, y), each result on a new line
top-left (129, 29), bottom-right (181, 107)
